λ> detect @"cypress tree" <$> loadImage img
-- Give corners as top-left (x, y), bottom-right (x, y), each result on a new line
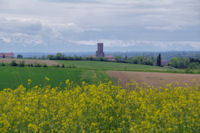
top-left (157, 53), bottom-right (162, 66)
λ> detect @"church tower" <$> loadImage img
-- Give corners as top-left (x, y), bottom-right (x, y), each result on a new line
top-left (96, 43), bottom-right (104, 57)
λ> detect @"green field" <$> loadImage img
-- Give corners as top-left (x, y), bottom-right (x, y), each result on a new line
top-left (0, 60), bottom-right (196, 90)
top-left (58, 60), bottom-right (185, 73)
top-left (0, 66), bottom-right (110, 90)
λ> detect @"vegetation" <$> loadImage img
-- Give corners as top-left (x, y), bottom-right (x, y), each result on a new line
top-left (169, 57), bottom-right (200, 69)
top-left (17, 54), bottom-right (23, 59)
top-left (157, 53), bottom-right (162, 66)
top-left (19, 61), bottom-right (25, 67)
top-left (47, 53), bottom-right (157, 66)
top-left (10, 60), bottom-right (18, 66)
top-left (47, 53), bottom-right (107, 62)
top-left (57, 60), bottom-right (185, 73)
top-left (0, 81), bottom-right (199, 132)
top-left (1, 60), bottom-right (49, 68)
top-left (1, 62), bottom-right (5, 66)
top-left (0, 67), bottom-right (110, 90)
top-left (115, 56), bottom-right (155, 65)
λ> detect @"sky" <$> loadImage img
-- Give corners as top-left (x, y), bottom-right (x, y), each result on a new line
top-left (0, 0), bottom-right (200, 52)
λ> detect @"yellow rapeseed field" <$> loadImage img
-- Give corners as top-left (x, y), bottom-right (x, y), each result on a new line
top-left (0, 79), bottom-right (200, 132)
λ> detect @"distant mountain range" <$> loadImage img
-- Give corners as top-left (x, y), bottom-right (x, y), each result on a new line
top-left (0, 40), bottom-right (199, 53)
top-left (13, 51), bottom-right (200, 61)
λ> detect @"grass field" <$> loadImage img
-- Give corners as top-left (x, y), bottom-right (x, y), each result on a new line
top-left (58, 60), bottom-right (186, 73)
top-left (0, 60), bottom-right (198, 89)
top-left (0, 66), bottom-right (110, 90)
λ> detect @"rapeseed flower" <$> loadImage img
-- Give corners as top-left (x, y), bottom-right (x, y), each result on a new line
top-left (0, 80), bottom-right (199, 132)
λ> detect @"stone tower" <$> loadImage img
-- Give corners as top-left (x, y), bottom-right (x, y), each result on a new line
top-left (96, 43), bottom-right (104, 57)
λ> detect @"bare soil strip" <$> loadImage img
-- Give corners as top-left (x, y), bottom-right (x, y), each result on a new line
top-left (0, 59), bottom-right (59, 66)
top-left (107, 71), bottom-right (200, 87)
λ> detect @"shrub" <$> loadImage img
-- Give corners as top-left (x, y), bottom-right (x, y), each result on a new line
top-left (10, 60), bottom-right (18, 66)
top-left (19, 61), bottom-right (25, 67)
top-left (1, 62), bottom-right (6, 66)
top-left (34, 63), bottom-right (41, 67)
top-left (43, 64), bottom-right (48, 67)
top-left (17, 54), bottom-right (23, 59)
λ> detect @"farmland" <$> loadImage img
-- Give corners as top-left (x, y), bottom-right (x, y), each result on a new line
top-left (0, 81), bottom-right (199, 132)
top-left (0, 66), bottom-right (110, 90)
top-left (107, 71), bottom-right (200, 87)
top-left (0, 59), bottom-right (199, 89)
top-left (0, 59), bottom-right (200, 132)
top-left (58, 60), bottom-right (185, 73)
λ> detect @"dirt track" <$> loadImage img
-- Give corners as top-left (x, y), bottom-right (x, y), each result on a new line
top-left (0, 59), bottom-right (59, 66)
top-left (107, 71), bottom-right (200, 87)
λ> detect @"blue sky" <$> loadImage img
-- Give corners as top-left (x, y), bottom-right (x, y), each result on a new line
top-left (0, 0), bottom-right (199, 52)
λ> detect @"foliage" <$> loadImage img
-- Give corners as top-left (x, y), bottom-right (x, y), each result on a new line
top-left (0, 80), bottom-right (199, 132)
top-left (128, 56), bottom-right (155, 65)
top-left (43, 64), bottom-right (48, 67)
top-left (0, 67), bottom-right (110, 89)
top-left (10, 60), bottom-right (18, 66)
top-left (61, 64), bottom-right (65, 68)
top-left (1, 62), bottom-right (5, 66)
top-left (34, 63), bottom-right (42, 67)
top-left (189, 57), bottom-right (200, 63)
top-left (157, 53), bottom-right (162, 66)
top-left (17, 54), bottom-right (23, 59)
top-left (47, 53), bottom-right (156, 66)
top-left (47, 53), bottom-right (108, 62)
top-left (115, 56), bottom-right (124, 62)
top-left (114, 56), bottom-right (156, 65)
top-left (188, 62), bottom-right (200, 69)
top-left (169, 57), bottom-right (192, 69)
top-left (19, 61), bottom-right (25, 67)
top-left (58, 61), bottom-right (174, 72)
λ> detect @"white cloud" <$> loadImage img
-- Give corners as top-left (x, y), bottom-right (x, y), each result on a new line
top-left (0, 0), bottom-right (199, 51)
top-left (71, 39), bottom-right (200, 49)
top-left (145, 25), bottom-right (183, 31)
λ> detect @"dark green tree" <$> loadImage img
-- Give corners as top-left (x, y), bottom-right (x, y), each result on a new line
top-left (157, 53), bottom-right (162, 66)
top-left (17, 54), bottom-right (23, 59)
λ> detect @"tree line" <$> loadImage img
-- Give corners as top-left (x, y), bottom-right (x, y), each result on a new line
top-left (169, 57), bottom-right (200, 69)
top-left (16, 53), bottom-right (200, 69)
top-left (46, 53), bottom-right (162, 66)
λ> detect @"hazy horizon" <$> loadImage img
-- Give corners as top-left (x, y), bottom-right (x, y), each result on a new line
top-left (0, 0), bottom-right (200, 52)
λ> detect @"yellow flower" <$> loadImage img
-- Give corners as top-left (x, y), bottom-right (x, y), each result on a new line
top-left (65, 79), bottom-right (69, 85)
top-left (45, 76), bottom-right (50, 81)
top-left (0, 80), bottom-right (199, 132)
top-left (27, 79), bottom-right (32, 85)
top-left (25, 106), bottom-right (29, 112)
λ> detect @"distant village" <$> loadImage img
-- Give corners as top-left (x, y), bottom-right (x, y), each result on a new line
top-left (0, 52), bottom-right (14, 58)
top-left (0, 42), bottom-right (116, 61)
top-left (1, 43), bottom-right (200, 69)
top-left (95, 43), bottom-right (115, 62)
top-left (0, 42), bottom-right (171, 67)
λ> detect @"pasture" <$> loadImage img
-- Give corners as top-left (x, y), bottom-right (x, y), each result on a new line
top-left (58, 60), bottom-right (185, 73)
top-left (0, 66), bottom-right (110, 90)
top-left (0, 59), bottom-right (199, 89)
